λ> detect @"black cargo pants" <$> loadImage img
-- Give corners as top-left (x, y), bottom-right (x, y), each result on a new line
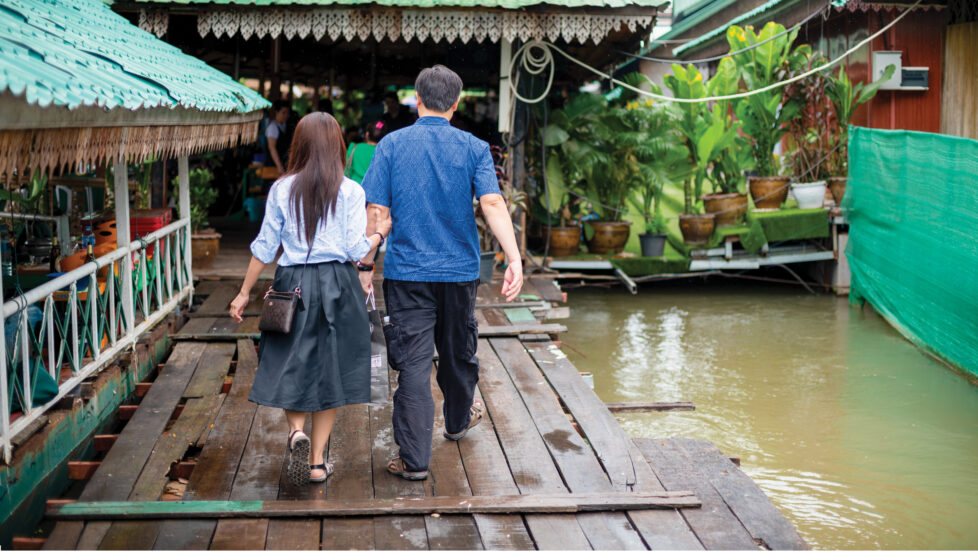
top-left (382, 279), bottom-right (480, 472)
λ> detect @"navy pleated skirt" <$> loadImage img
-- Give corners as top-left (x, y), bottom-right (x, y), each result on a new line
top-left (249, 261), bottom-right (371, 411)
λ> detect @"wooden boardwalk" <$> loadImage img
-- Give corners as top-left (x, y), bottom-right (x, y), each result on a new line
top-left (40, 275), bottom-right (807, 550)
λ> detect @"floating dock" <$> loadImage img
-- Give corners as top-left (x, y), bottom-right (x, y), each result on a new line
top-left (25, 273), bottom-right (806, 550)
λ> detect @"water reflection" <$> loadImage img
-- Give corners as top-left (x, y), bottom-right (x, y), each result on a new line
top-left (559, 284), bottom-right (978, 550)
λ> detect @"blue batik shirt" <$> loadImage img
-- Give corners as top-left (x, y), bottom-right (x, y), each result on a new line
top-left (362, 116), bottom-right (501, 282)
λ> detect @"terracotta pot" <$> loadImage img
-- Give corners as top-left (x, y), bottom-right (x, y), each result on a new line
top-left (585, 221), bottom-right (631, 254)
top-left (548, 226), bottom-right (581, 257)
top-left (749, 176), bottom-right (790, 210)
top-left (679, 214), bottom-right (716, 245)
top-left (702, 192), bottom-right (748, 226)
top-left (191, 234), bottom-right (221, 270)
top-left (828, 176), bottom-right (847, 205)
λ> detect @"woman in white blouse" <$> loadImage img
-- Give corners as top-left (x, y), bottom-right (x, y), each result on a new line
top-left (229, 112), bottom-right (390, 486)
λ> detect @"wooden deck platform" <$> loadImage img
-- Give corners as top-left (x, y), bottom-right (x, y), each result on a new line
top-left (39, 274), bottom-right (806, 550)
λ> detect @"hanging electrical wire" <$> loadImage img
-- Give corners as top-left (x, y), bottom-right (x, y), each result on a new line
top-left (508, 0), bottom-right (921, 105)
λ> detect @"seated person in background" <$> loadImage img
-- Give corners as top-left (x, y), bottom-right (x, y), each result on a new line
top-left (345, 121), bottom-right (384, 184)
top-left (380, 91), bottom-right (415, 136)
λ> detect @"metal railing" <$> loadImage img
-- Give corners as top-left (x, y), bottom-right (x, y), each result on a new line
top-left (0, 217), bottom-right (193, 463)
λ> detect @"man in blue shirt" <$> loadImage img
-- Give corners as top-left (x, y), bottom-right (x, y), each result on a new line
top-left (360, 65), bottom-right (522, 480)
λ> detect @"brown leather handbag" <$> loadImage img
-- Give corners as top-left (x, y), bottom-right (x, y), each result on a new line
top-left (258, 248), bottom-right (310, 334)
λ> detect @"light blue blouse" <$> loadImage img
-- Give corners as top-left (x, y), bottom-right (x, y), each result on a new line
top-left (250, 175), bottom-right (372, 266)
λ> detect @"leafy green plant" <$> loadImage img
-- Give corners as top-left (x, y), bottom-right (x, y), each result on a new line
top-left (727, 22), bottom-right (811, 177)
top-left (825, 64), bottom-right (895, 176)
top-left (171, 168), bottom-right (216, 234)
top-left (784, 52), bottom-right (835, 183)
top-left (663, 61), bottom-right (739, 213)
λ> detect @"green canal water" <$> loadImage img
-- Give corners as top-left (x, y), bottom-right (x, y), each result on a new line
top-left (556, 284), bottom-right (978, 550)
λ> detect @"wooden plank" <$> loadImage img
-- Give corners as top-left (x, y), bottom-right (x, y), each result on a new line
top-left (605, 402), bottom-right (696, 412)
top-left (677, 439), bottom-right (807, 550)
top-left (67, 461), bottom-right (99, 480)
top-left (265, 519), bottom-right (321, 550)
top-left (529, 276), bottom-right (566, 303)
top-left (209, 519), bottom-right (269, 550)
top-left (321, 405), bottom-right (374, 550)
top-left (624, 440), bottom-right (705, 550)
top-left (426, 366), bottom-right (484, 551)
top-left (473, 341), bottom-right (591, 550)
top-left (369, 403), bottom-right (429, 550)
top-left (50, 492), bottom-right (699, 520)
top-left (195, 284), bottom-right (239, 314)
top-left (156, 339), bottom-right (262, 550)
top-left (490, 338), bottom-right (647, 550)
top-left (48, 342), bottom-right (208, 550)
top-left (475, 302), bottom-right (545, 309)
top-left (521, 341), bottom-right (706, 550)
top-left (170, 324), bottom-right (567, 342)
top-left (635, 438), bottom-right (757, 551)
top-left (182, 342), bottom-right (236, 398)
top-left (523, 342), bottom-right (635, 490)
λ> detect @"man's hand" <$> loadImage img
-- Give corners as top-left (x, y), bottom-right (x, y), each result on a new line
top-left (359, 270), bottom-right (374, 297)
top-left (229, 291), bottom-right (249, 323)
top-left (501, 259), bottom-right (523, 302)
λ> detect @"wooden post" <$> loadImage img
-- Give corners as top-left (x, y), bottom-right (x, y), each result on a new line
top-left (233, 37), bottom-right (241, 81)
top-left (178, 155), bottom-right (193, 293)
top-left (499, 40), bottom-right (514, 133)
top-left (269, 36), bottom-right (282, 101)
top-left (0, 237), bottom-right (9, 463)
top-left (114, 154), bottom-right (135, 334)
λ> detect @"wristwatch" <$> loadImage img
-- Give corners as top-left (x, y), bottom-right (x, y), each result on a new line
top-left (356, 260), bottom-right (374, 272)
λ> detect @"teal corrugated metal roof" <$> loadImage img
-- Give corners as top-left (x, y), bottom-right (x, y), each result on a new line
top-left (0, 0), bottom-right (268, 112)
top-left (133, 0), bottom-right (662, 8)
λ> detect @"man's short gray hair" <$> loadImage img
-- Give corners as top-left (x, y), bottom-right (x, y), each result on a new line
top-left (415, 65), bottom-right (463, 113)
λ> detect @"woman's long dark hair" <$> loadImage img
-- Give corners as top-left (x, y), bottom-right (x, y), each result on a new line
top-left (285, 112), bottom-right (346, 245)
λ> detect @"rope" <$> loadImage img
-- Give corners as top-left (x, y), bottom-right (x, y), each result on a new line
top-left (612, 1), bottom-right (831, 65)
top-left (508, 0), bottom-right (921, 105)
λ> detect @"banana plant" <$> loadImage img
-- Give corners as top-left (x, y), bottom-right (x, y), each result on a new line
top-left (825, 63), bottom-right (895, 176)
top-left (728, 22), bottom-right (811, 177)
top-left (663, 63), bottom-right (739, 213)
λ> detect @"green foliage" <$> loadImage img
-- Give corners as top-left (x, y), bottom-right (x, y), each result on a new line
top-left (825, 64), bottom-right (895, 176)
top-left (171, 168), bottom-right (216, 233)
top-left (727, 22), bottom-right (811, 177)
top-left (663, 61), bottom-right (740, 213)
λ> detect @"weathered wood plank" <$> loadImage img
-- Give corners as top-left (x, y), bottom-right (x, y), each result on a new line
top-left (209, 519), bottom-right (269, 550)
top-left (606, 402), bottom-right (696, 412)
top-left (265, 519), bottom-right (321, 550)
top-left (369, 403), bottom-right (429, 550)
top-left (529, 277), bottom-right (565, 302)
top-left (677, 438), bottom-right (807, 550)
top-left (490, 337), bottom-right (647, 550)
top-left (169, 324), bottom-right (567, 342)
top-left (523, 341), bottom-right (635, 490)
top-left (321, 405), bottom-right (374, 550)
top-left (473, 340), bottom-right (592, 550)
top-left (625, 440), bottom-right (705, 550)
top-left (635, 438), bottom-right (757, 551)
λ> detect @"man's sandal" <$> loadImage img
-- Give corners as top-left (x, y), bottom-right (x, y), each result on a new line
top-left (309, 463), bottom-right (334, 483)
top-left (287, 430), bottom-right (311, 487)
top-left (444, 401), bottom-right (485, 441)
top-left (387, 457), bottom-right (428, 481)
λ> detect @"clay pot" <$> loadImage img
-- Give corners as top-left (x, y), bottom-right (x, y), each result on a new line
top-left (702, 192), bottom-right (748, 226)
top-left (679, 214), bottom-right (716, 245)
top-left (191, 233), bottom-right (221, 270)
top-left (548, 226), bottom-right (581, 257)
top-left (585, 222), bottom-right (631, 254)
top-left (828, 177), bottom-right (847, 205)
top-left (749, 176), bottom-right (790, 210)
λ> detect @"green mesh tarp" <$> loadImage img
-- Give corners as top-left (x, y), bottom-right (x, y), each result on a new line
top-left (846, 127), bottom-right (978, 378)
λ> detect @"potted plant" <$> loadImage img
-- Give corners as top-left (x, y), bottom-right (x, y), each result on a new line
top-left (474, 178), bottom-right (526, 282)
top-left (544, 93), bottom-right (632, 254)
top-left (727, 22), bottom-right (810, 210)
top-left (824, 64), bottom-right (895, 204)
top-left (172, 168), bottom-right (220, 270)
top-left (663, 64), bottom-right (737, 244)
top-left (784, 53), bottom-right (832, 209)
top-left (621, 98), bottom-right (692, 256)
top-left (699, 57), bottom-right (753, 225)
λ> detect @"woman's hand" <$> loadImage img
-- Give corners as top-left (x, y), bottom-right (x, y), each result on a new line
top-left (358, 270), bottom-right (374, 297)
top-left (229, 291), bottom-right (250, 323)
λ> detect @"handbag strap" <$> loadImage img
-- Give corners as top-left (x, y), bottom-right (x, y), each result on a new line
top-left (294, 245), bottom-right (313, 296)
